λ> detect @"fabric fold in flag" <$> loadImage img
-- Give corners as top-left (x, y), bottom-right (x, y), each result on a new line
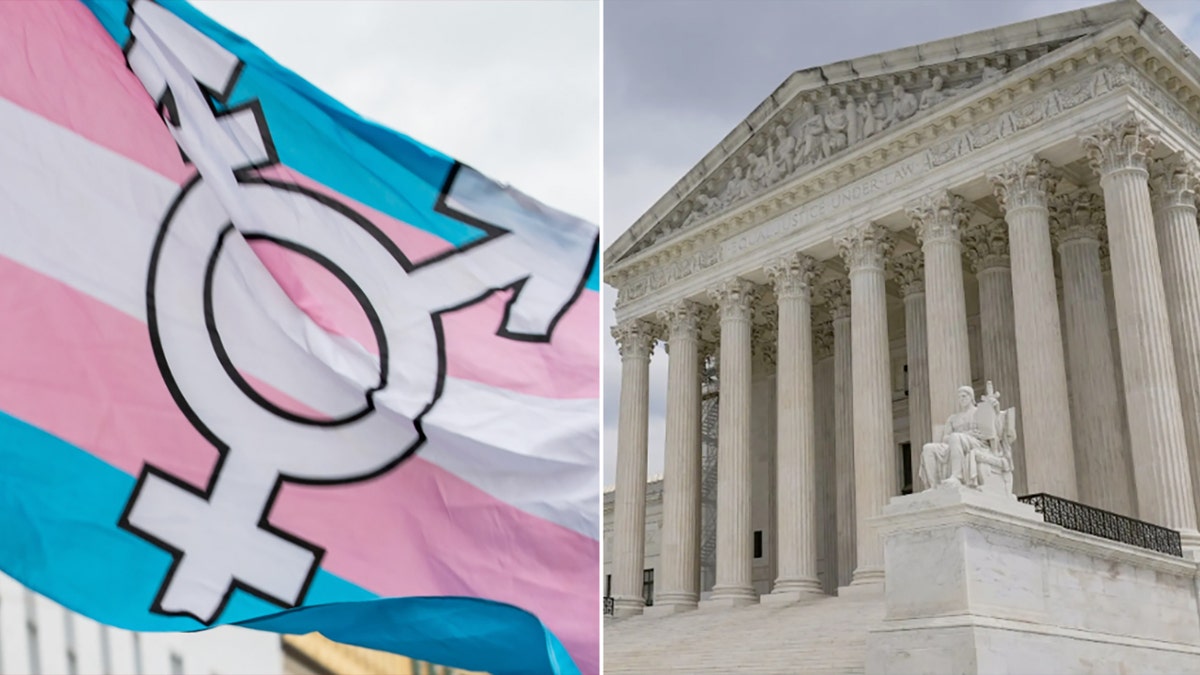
top-left (0, 1), bottom-right (599, 674)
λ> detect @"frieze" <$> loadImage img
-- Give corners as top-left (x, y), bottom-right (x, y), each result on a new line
top-left (722, 154), bottom-right (926, 260)
top-left (928, 64), bottom-right (1133, 168)
top-left (614, 59), bottom-right (1200, 310)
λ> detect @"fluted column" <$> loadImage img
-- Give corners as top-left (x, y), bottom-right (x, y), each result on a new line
top-left (1082, 116), bottom-right (1199, 543)
top-left (907, 192), bottom-right (972, 427)
top-left (818, 279), bottom-right (855, 588)
top-left (1100, 238), bottom-right (1131, 472)
top-left (890, 252), bottom-right (929, 486)
top-left (764, 253), bottom-right (823, 602)
top-left (962, 219), bottom-right (1027, 493)
top-left (702, 279), bottom-right (758, 607)
top-left (1151, 155), bottom-right (1200, 527)
top-left (837, 223), bottom-right (894, 588)
top-left (813, 321), bottom-right (837, 595)
top-left (610, 319), bottom-right (657, 617)
top-left (989, 157), bottom-right (1078, 498)
top-left (648, 301), bottom-right (706, 615)
top-left (1050, 192), bottom-right (1136, 515)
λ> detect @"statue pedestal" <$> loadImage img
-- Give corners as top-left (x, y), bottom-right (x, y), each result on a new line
top-left (865, 484), bottom-right (1200, 674)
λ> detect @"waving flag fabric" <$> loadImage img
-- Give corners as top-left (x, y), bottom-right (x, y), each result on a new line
top-left (0, 1), bottom-right (599, 674)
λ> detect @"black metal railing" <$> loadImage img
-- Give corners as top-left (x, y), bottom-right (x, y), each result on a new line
top-left (603, 596), bottom-right (614, 616)
top-left (1018, 493), bottom-right (1183, 558)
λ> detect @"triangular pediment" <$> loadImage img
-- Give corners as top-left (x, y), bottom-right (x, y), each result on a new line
top-left (604, 0), bottom-right (1156, 271)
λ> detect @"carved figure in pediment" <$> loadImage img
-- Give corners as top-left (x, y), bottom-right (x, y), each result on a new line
top-left (797, 101), bottom-right (827, 164)
top-left (857, 91), bottom-right (888, 139)
top-left (770, 124), bottom-right (797, 177)
top-left (981, 65), bottom-right (1005, 84)
top-left (919, 75), bottom-right (948, 110)
top-left (722, 166), bottom-right (751, 204)
top-left (823, 96), bottom-right (850, 157)
top-left (748, 151), bottom-right (770, 191)
top-left (889, 84), bottom-right (919, 126)
top-left (844, 94), bottom-right (860, 145)
top-left (682, 192), bottom-right (714, 228)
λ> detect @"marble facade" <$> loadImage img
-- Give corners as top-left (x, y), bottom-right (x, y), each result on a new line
top-left (604, 0), bottom-right (1200, 624)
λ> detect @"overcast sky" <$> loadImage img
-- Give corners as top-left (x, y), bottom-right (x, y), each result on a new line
top-left (602, 0), bottom-right (1200, 486)
top-left (194, 0), bottom-right (600, 225)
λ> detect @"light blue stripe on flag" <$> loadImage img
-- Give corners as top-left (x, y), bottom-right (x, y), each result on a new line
top-left (0, 408), bottom-right (577, 675)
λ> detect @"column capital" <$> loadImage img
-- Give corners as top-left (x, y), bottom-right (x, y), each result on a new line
top-left (815, 278), bottom-right (852, 320)
top-left (1080, 114), bottom-right (1159, 177)
top-left (836, 222), bottom-right (893, 272)
top-left (656, 300), bottom-right (709, 340)
top-left (612, 319), bottom-right (658, 360)
top-left (888, 250), bottom-right (925, 297)
top-left (814, 319), bottom-right (835, 360)
top-left (1050, 191), bottom-right (1106, 247)
top-left (708, 278), bottom-right (757, 322)
top-left (962, 218), bottom-right (1011, 273)
top-left (1149, 154), bottom-right (1200, 212)
top-left (906, 191), bottom-right (970, 246)
top-left (989, 156), bottom-right (1060, 212)
top-left (764, 252), bottom-right (820, 300)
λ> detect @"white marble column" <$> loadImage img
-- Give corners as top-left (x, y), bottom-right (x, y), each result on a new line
top-left (962, 219), bottom-right (1027, 494)
top-left (812, 321), bottom-right (838, 595)
top-left (818, 279), bottom-right (855, 589)
top-left (1151, 155), bottom-right (1200, 526)
top-left (989, 157), bottom-right (1078, 498)
top-left (1100, 237), bottom-right (1131, 474)
top-left (836, 223), bottom-right (894, 589)
top-left (907, 192), bottom-right (972, 428)
top-left (648, 301), bottom-right (706, 615)
top-left (1051, 192), bottom-right (1136, 516)
top-left (764, 253), bottom-right (823, 603)
top-left (610, 319), bottom-right (657, 617)
top-left (890, 251), bottom-right (929, 486)
top-left (1082, 116), bottom-right (1199, 543)
top-left (702, 279), bottom-right (758, 607)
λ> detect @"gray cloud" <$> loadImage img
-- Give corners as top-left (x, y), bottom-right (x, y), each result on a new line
top-left (603, 0), bottom-right (1200, 484)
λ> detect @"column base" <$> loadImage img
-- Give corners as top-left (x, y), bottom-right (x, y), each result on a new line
top-left (698, 584), bottom-right (757, 610)
top-left (611, 595), bottom-right (645, 618)
top-left (1179, 528), bottom-right (1200, 556)
top-left (838, 567), bottom-right (884, 598)
top-left (761, 578), bottom-right (824, 605)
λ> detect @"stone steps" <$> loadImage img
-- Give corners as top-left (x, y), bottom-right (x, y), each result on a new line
top-left (604, 592), bottom-right (884, 674)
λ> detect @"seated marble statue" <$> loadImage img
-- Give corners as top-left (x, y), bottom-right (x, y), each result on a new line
top-left (919, 381), bottom-right (1017, 497)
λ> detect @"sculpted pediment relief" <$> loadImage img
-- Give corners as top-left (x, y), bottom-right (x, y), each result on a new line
top-left (622, 51), bottom-right (1057, 261)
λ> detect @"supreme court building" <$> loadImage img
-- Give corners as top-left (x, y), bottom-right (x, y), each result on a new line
top-left (604, 2), bottom-right (1200, 671)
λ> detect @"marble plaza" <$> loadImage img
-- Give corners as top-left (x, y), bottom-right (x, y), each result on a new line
top-left (604, 1), bottom-right (1200, 672)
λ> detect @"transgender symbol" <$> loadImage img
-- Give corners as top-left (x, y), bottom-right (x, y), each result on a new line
top-left (116, 0), bottom-right (596, 624)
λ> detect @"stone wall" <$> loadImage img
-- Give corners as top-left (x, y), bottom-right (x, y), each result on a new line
top-left (866, 486), bottom-right (1200, 674)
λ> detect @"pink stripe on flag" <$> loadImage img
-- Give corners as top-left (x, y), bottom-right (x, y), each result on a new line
top-left (0, 2), bottom-right (192, 184)
top-left (273, 465), bottom-right (598, 675)
top-left (0, 0), bottom-right (598, 400)
top-left (0, 255), bottom-right (596, 671)
top-left (250, 166), bottom-right (600, 400)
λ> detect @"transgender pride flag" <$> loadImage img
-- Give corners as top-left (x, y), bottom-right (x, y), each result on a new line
top-left (0, 1), bottom-right (599, 674)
